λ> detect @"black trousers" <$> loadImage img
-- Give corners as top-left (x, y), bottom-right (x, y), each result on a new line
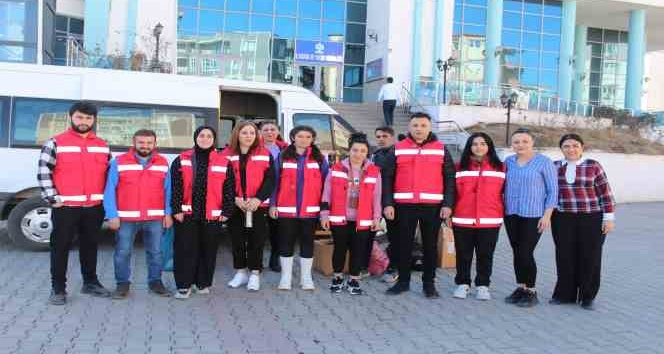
top-left (452, 226), bottom-right (500, 286)
top-left (395, 204), bottom-right (441, 284)
top-left (50, 205), bottom-right (105, 292)
top-left (385, 219), bottom-right (399, 271)
top-left (382, 100), bottom-right (397, 126)
top-left (278, 218), bottom-right (316, 258)
top-left (267, 217), bottom-right (280, 257)
top-left (331, 222), bottom-right (372, 276)
top-left (504, 215), bottom-right (542, 288)
top-left (173, 217), bottom-right (222, 289)
top-left (551, 211), bottom-right (606, 302)
top-left (229, 208), bottom-right (268, 271)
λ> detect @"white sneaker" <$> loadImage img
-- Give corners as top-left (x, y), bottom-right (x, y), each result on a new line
top-left (278, 257), bottom-right (294, 290)
top-left (453, 284), bottom-right (470, 299)
top-left (476, 286), bottom-right (491, 301)
top-left (174, 288), bottom-right (191, 300)
top-left (227, 269), bottom-right (249, 288)
top-left (247, 272), bottom-right (260, 292)
top-left (196, 287), bottom-right (210, 295)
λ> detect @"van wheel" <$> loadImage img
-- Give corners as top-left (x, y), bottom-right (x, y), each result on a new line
top-left (8, 197), bottom-right (52, 251)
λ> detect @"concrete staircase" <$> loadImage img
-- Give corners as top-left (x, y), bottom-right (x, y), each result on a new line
top-left (328, 102), bottom-right (411, 144)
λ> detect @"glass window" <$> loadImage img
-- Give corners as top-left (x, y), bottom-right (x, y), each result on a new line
top-left (542, 17), bottom-right (561, 34)
top-left (199, 10), bottom-right (223, 34)
top-left (275, 17), bottom-right (296, 38)
top-left (227, 0), bottom-right (249, 11)
top-left (541, 52), bottom-right (558, 69)
top-left (502, 48), bottom-right (520, 66)
top-left (591, 57), bottom-right (601, 72)
top-left (463, 6), bottom-right (486, 25)
top-left (0, 0), bottom-right (37, 43)
top-left (225, 13), bottom-right (249, 33)
top-left (272, 38), bottom-right (294, 60)
top-left (347, 2), bottom-right (367, 23)
top-left (343, 88), bottom-right (362, 103)
top-left (12, 98), bottom-right (74, 145)
top-left (251, 14), bottom-right (273, 32)
top-left (543, 0), bottom-right (562, 16)
top-left (0, 44), bottom-right (36, 63)
top-left (346, 23), bottom-right (366, 44)
top-left (323, 1), bottom-right (345, 21)
top-left (454, 3), bottom-right (463, 21)
top-left (300, 0), bottom-right (321, 19)
top-left (590, 43), bottom-right (602, 57)
top-left (589, 73), bottom-right (600, 86)
top-left (179, 8), bottom-right (198, 34)
top-left (275, 0), bottom-right (297, 16)
top-left (344, 65), bottom-right (363, 87)
top-left (252, 0), bottom-right (274, 13)
top-left (604, 30), bottom-right (619, 43)
top-left (521, 50), bottom-right (540, 68)
top-left (524, 0), bottom-right (542, 14)
top-left (297, 19), bottom-right (320, 40)
top-left (199, 0), bottom-right (224, 9)
top-left (520, 68), bottom-right (539, 86)
top-left (541, 34), bottom-right (559, 51)
top-left (465, 0), bottom-right (487, 5)
top-left (503, 11), bottom-right (522, 29)
top-left (70, 18), bottom-right (84, 34)
top-left (271, 60), bottom-right (294, 83)
top-left (344, 44), bottom-right (364, 65)
top-left (56, 15), bottom-right (67, 31)
top-left (502, 30), bottom-right (521, 48)
top-left (292, 113), bottom-right (333, 151)
top-left (522, 32), bottom-right (540, 50)
top-left (332, 115), bottom-right (353, 153)
top-left (504, 0), bottom-right (523, 12)
top-left (540, 71), bottom-right (557, 91)
top-left (179, 0), bottom-right (198, 6)
top-left (523, 15), bottom-right (541, 32)
top-left (322, 21), bottom-right (345, 41)
top-left (588, 27), bottom-right (602, 42)
top-left (463, 24), bottom-right (485, 36)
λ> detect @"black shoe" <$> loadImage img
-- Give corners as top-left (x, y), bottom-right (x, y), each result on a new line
top-left (149, 281), bottom-right (171, 297)
top-left (347, 279), bottom-right (363, 295)
top-left (81, 281), bottom-right (111, 298)
top-left (111, 283), bottom-right (130, 299)
top-left (269, 252), bottom-right (281, 272)
top-left (516, 290), bottom-right (539, 308)
top-left (505, 287), bottom-right (526, 304)
top-left (330, 276), bottom-right (344, 293)
top-left (49, 291), bottom-right (66, 306)
top-left (580, 300), bottom-right (595, 311)
top-left (386, 282), bottom-right (410, 295)
top-left (423, 283), bottom-right (440, 299)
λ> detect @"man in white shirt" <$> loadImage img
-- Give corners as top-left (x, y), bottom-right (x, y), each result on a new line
top-left (377, 77), bottom-right (400, 126)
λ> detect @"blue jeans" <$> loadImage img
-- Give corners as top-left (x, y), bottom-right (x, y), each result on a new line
top-left (114, 220), bottom-right (164, 284)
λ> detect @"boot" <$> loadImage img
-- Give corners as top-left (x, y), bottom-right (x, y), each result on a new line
top-left (300, 257), bottom-right (315, 291)
top-left (278, 257), bottom-right (294, 290)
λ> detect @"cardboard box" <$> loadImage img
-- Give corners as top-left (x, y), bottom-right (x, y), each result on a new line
top-left (313, 239), bottom-right (349, 276)
top-left (438, 225), bottom-right (456, 269)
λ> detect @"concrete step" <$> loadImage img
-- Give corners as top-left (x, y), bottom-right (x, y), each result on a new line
top-left (328, 102), bottom-right (412, 143)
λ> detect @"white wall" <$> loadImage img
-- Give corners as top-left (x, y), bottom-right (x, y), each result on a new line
top-left (644, 51), bottom-right (664, 111)
top-left (106, 0), bottom-right (129, 55)
top-left (387, 0), bottom-right (414, 90)
top-left (56, 0), bottom-right (85, 18)
top-left (364, 0), bottom-right (391, 101)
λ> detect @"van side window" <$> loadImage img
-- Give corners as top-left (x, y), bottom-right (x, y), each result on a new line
top-left (0, 96), bottom-right (9, 147)
top-left (292, 113), bottom-right (333, 151)
top-left (12, 98), bottom-right (74, 146)
top-left (332, 115), bottom-right (354, 155)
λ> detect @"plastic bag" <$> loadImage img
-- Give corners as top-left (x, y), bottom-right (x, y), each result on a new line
top-left (368, 240), bottom-right (390, 275)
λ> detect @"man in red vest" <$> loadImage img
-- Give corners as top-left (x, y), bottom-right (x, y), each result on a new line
top-left (103, 129), bottom-right (173, 299)
top-left (381, 112), bottom-right (456, 298)
top-left (37, 102), bottom-right (111, 305)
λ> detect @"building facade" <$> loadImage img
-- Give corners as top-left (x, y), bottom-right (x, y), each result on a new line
top-left (1, 0), bottom-right (55, 64)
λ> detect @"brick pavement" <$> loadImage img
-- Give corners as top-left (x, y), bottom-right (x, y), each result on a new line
top-left (0, 202), bottom-right (662, 354)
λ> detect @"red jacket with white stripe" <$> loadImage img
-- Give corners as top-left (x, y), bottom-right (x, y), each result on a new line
top-left (180, 149), bottom-right (229, 220)
top-left (327, 161), bottom-right (380, 230)
top-left (452, 159), bottom-right (505, 228)
top-left (115, 150), bottom-right (169, 221)
top-left (52, 129), bottom-right (109, 207)
top-left (224, 146), bottom-right (271, 208)
top-left (393, 137), bottom-right (446, 204)
top-left (276, 148), bottom-right (323, 218)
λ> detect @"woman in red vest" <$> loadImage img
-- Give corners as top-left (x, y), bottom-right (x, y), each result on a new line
top-left (269, 125), bottom-right (329, 291)
top-left (224, 122), bottom-right (275, 292)
top-left (451, 132), bottom-right (505, 301)
top-left (320, 133), bottom-right (382, 295)
top-left (170, 126), bottom-right (236, 299)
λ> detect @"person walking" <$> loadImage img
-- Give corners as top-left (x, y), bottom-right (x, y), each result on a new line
top-left (451, 133), bottom-right (505, 301)
top-left (104, 129), bottom-right (172, 299)
top-left (170, 126), bottom-right (235, 299)
top-left (225, 122), bottom-right (275, 292)
top-left (38, 101), bottom-right (112, 305)
top-left (321, 133), bottom-right (382, 295)
top-left (551, 134), bottom-right (616, 310)
top-left (503, 128), bottom-right (558, 307)
top-left (377, 77), bottom-right (400, 126)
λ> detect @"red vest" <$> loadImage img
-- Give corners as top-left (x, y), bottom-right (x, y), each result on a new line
top-left (328, 161), bottom-right (379, 230)
top-left (225, 146), bottom-right (271, 207)
top-left (115, 150), bottom-right (169, 221)
top-left (452, 159), bottom-right (505, 228)
top-left (52, 129), bottom-right (109, 207)
top-left (393, 137), bottom-right (446, 204)
top-left (179, 149), bottom-right (228, 220)
top-left (276, 148), bottom-right (322, 218)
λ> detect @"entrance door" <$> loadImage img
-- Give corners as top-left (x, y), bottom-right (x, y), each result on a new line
top-left (296, 65), bottom-right (340, 102)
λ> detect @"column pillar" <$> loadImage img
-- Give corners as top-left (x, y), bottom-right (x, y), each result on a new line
top-left (572, 25), bottom-right (588, 104)
top-left (558, 0), bottom-right (576, 102)
top-left (433, 0), bottom-right (446, 81)
top-left (484, 0), bottom-right (503, 88)
top-left (411, 0), bottom-right (424, 92)
top-left (625, 9), bottom-right (646, 112)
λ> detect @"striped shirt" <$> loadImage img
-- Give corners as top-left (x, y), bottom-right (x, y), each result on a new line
top-left (504, 153), bottom-right (559, 218)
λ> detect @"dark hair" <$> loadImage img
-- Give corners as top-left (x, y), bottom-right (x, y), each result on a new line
top-left (375, 126), bottom-right (395, 136)
top-left (281, 125), bottom-right (324, 165)
top-left (459, 132), bottom-right (503, 171)
top-left (511, 127), bottom-right (534, 139)
top-left (409, 112), bottom-right (432, 121)
top-left (397, 133), bottom-right (406, 141)
top-left (69, 101), bottom-right (98, 118)
top-left (133, 129), bottom-right (157, 139)
top-left (559, 133), bottom-right (584, 147)
top-left (348, 132), bottom-right (370, 152)
top-left (387, 77), bottom-right (393, 83)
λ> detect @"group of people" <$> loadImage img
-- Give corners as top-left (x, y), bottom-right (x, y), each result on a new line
top-left (39, 101), bottom-right (616, 311)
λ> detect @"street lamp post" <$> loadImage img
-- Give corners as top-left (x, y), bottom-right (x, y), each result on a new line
top-left (436, 57), bottom-right (456, 105)
top-left (500, 91), bottom-right (519, 146)
top-left (152, 22), bottom-right (164, 72)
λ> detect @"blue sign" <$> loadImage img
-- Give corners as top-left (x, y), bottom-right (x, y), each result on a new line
top-left (295, 40), bottom-right (344, 64)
